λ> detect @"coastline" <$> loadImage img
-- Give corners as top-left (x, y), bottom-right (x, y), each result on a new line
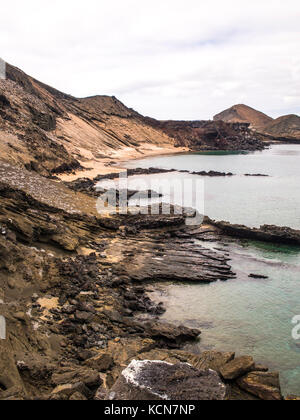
top-left (58, 138), bottom-right (273, 183)
top-left (58, 144), bottom-right (189, 182)
top-left (1, 149), bottom-right (300, 399)
top-left (2, 141), bottom-right (300, 399)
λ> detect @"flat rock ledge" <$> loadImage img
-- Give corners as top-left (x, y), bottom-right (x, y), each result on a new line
top-left (210, 219), bottom-right (300, 246)
top-left (105, 360), bottom-right (227, 401)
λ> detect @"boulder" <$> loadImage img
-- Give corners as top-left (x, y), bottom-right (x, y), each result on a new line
top-left (193, 351), bottom-right (235, 374)
top-left (219, 356), bottom-right (255, 380)
top-left (237, 371), bottom-right (282, 400)
top-left (75, 310), bottom-right (93, 323)
top-left (51, 366), bottom-right (101, 390)
top-left (253, 364), bottom-right (269, 372)
top-left (84, 353), bottom-right (114, 372)
top-left (142, 321), bottom-right (200, 346)
top-left (106, 360), bottom-right (227, 400)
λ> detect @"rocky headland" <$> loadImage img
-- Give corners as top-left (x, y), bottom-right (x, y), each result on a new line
top-left (1, 162), bottom-right (299, 400)
top-left (214, 104), bottom-right (300, 143)
top-left (0, 61), bottom-right (297, 401)
top-left (208, 218), bottom-right (300, 246)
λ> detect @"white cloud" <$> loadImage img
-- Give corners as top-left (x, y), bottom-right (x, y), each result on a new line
top-left (0, 0), bottom-right (299, 119)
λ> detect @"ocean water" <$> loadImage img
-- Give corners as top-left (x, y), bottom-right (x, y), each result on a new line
top-left (124, 144), bottom-right (300, 229)
top-left (121, 144), bottom-right (300, 396)
top-left (150, 240), bottom-right (300, 396)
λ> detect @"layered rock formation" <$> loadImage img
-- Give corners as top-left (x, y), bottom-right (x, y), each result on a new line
top-left (0, 161), bottom-right (287, 400)
top-left (209, 219), bottom-right (300, 246)
top-left (0, 62), bottom-right (266, 180)
top-left (0, 60), bottom-right (295, 401)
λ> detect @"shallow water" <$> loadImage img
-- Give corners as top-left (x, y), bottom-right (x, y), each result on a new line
top-left (150, 239), bottom-right (300, 396)
top-left (122, 144), bottom-right (300, 396)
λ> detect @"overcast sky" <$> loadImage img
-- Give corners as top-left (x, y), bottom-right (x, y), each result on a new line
top-left (1, 0), bottom-right (299, 120)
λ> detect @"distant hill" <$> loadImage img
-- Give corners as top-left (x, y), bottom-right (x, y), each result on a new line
top-left (214, 104), bottom-right (300, 141)
top-left (263, 114), bottom-right (300, 140)
top-left (214, 104), bottom-right (273, 130)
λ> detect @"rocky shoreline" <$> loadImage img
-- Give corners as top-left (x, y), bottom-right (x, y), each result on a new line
top-left (1, 162), bottom-right (299, 400)
top-left (90, 167), bottom-right (270, 184)
top-left (0, 62), bottom-right (297, 401)
top-left (208, 218), bottom-right (300, 246)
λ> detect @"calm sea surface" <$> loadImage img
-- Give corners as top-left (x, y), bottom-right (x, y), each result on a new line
top-left (124, 144), bottom-right (300, 229)
top-left (120, 144), bottom-right (300, 396)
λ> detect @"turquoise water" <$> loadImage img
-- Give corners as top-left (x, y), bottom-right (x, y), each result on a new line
top-left (150, 240), bottom-right (300, 396)
top-left (123, 144), bottom-right (300, 396)
top-left (124, 144), bottom-right (300, 229)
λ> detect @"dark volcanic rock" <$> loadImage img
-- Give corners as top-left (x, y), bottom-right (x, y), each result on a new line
top-left (244, 173), bottom-right (269, 177)
top-left (114, 224), bottom-right (235, 284)
top-left (192, 170), bottom-right (234, 177)
top-left (94, 167), bottom-right (176, 182)
top-left (106, 360), bottom-right (227, 400)
top-left (141, 321), bottom-right (201, 347)
top-left (143, 118), bottom-right (265, 151)
top-left (0, 158), bottom-right (286, 401)
top-left (210, 220), bottom-right (300, 246)
top-left (249, 274), bottom-right (269, 279)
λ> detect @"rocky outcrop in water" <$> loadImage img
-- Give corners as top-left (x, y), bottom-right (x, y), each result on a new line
top-left (209, 219), bottom-right (300, 246)
top-left (0, 161), bottom-right (289, 400)
top-left (0, 63), bottom-right (294, 399)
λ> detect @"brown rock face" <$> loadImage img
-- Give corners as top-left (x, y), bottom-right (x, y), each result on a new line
top-left (237, 371), bottom-right (282, 400)
top-left (145, 117), bottom-right (264, 151)
top-left (219, 356), bottom-right (255, 380)
top-left (107, 360), bottom-right (228, 400)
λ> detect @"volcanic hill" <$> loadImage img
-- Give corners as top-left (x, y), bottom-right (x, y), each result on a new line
top-left (214, 104), bottom-right (300, 141)
top-left (0, 62), bottom-right (264, 179)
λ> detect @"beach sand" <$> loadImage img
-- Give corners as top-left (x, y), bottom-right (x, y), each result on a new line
top-left (59, 143), bottom-right (188, 181)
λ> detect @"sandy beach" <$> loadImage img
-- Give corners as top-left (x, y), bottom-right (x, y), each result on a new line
top-left (58, 143), bottom-right (188, 182)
